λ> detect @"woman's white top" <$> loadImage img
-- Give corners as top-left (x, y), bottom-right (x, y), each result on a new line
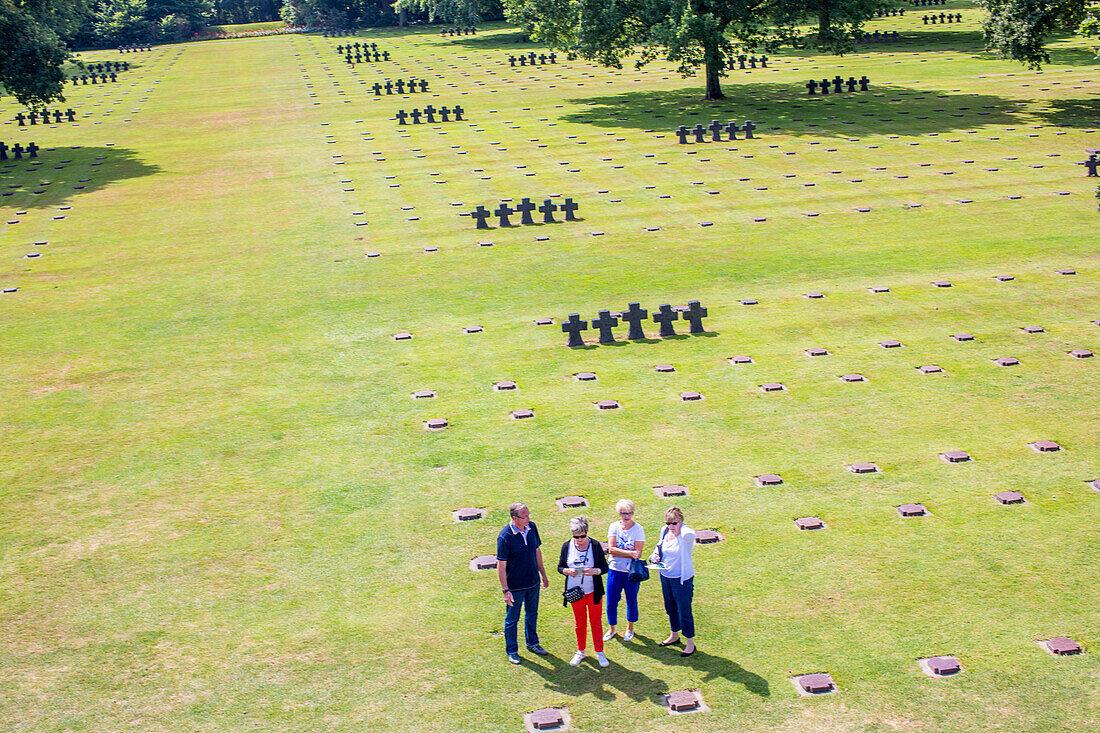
top-left (607, 520), bottom-right (646, 573)
top-left (566, 540), bottom-right (595, 594)
top-left (658, 524), bottom-right (696, 583)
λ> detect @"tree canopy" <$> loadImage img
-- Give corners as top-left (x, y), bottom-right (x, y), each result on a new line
top-left (979, 0), bottom-right (1091, 67)
top-left (0, 0), bottom-right (74, 107)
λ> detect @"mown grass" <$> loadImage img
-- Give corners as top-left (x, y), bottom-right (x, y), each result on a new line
top-left (1, 7), bottom-right (1098, 731)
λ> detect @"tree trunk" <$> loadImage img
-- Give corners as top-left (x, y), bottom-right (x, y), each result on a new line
top-left (819, 7), bottom-right (831, 39)
top-left (398, 8), bottom-right (407, 26)
top-left (704, 45), bottom-right (724, 99)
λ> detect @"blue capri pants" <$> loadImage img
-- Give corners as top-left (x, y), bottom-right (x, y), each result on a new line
top-left (605, 568), bottom-right (640, 626)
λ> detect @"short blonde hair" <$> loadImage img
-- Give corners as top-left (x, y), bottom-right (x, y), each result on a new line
top-left (615, 499), bottom-right (635, 515)
top-left (568, 515), bottom-right (589, 536)
top-left (664, 506), bottom-right (684, 524)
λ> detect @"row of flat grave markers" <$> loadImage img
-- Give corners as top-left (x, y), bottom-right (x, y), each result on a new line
top-left (70, 73), bottom-right (117, 85)
top-left (0, 142), bottom-right (40, 160)
top-left (873, 7), bottom-right (906, 15)
top-left (807, 76), bottom-right (870, 95)
top-left (15, 110), bottom-right (77, 126)
top-left (371, 79), bottom-right (429, 95)
top-left (677, 120), bottom-right (756, 144)
top-left (471, 197), bottom-right (578, 229)
top-left (727, 55), bottom-right (767, 70)
top-left (439, 26), bottom-right (477, 36)
top-left (562, 302), bottom-right (709, 347)
top-left (858, 31), bottom-right (900, 43)
top-left (395, 105), bottom-right (464, 125)
top-left (508, 53), bottom-right (556, 66)
top-left (117, 44), bottom-right (151, 52)
top-left (923, 12), bottom-right (962, 23)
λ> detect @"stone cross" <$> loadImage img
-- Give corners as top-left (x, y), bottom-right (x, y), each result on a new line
top-left (382, 51), bottom-right (390, 61)
top-left (384, 80), bottom-right (394, 94)
top-left (683, 300), bottom-right (708, 333)
top-left (860, 75), bottom-right (870, 91)
top-left (832, 76), bottom-right (843, 93)
top-left (15, 113), bottom-right (26, 126)
top-left (760, 55), bottom-right (767, 67)
top-left (652, 304), bottom-right (679, 337)
top-left (419, 79), bottom-right (428, 92)
top-left (26, 142), bottom-right (38, 158)
top-left (0, 142), bottom-right (7, 161)
top-left (28, 112), bottom-right (36, 125)
top-left (591, 310), bottom-right (619, 343)
top-left (622, 302), bottom-right (648, 340)
top-left (396, 79), bottom-right (406, 94)
top-left (471, 205), bottom-right (491, 229)
top-left (676, 125), bottom-right (689, 144)
top-left (820, 77), bottom-right (830, 94)
top-left (439, 106), bottom-right (451, 122)
top-left (741, 120), bottom-right (756, 139)
top-left (410, 109), bottom-right (422, 124)
top-left (726, 121), bottom-right (739, 140)
top-left (12, 143), bottom-right (24, 159)
top-left (561, 198), bottom-right (579, 220)
top-left (372, 82), bottom-right (382, 95)
top-left (693, 123), bottom-right (706, 143)
top-left (396, 109), bottom-right (408, 125)
top-left (519, 55), bottom-right (527, 66)
top-left (53, 110), bottom-right (63, 123)
top-left (709, 119), bottom-right (723, 142)
top-left (561, 313), bottom-right (588, 347)
top-left (807, 79), bottom-right (818, 95)
top-left (453, 105), bottom-right (465, 120)
top-left (509, 55), bottom-right (516, 66)
top-left (539, 199), bottom-right (557, 223)
top-left (494, 202), bottom-right (514, 226)
top-left (846, 77), bottom-right (857, 92)
top-left (516, 197), bottom-right (536, 224)
top-left (1083, 155), bottom-right (1098, 177)
top-left (549, 53), bottom-right (556, 63)
top-left (424, 104), bottom-right (436, 123)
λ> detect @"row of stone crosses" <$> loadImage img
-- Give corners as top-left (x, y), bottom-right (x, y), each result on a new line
top-left (372, 78), bottom-right (429, 95)
top-left (923, 13), bottom-right (962, 23)
top-left (561, 302), bottom-right (709, 347)
top-left (117, 44), bottom-right (151, 52)
top-left (677, 120), bottom-right (756, 144)
top-left (727, 55), bottom-right (767, 70)
top-left (71, 72), bottom-right (118, 85)
top-left (440, 26), bottom-right (477, 36)
top-left (15, 109), bottom-right (77, 126)
top-left (84, 61), bottom-right (127, 74)
top-left (874, 7), bottom-right (906, 15)
top-left (471, 197), bottom-right (579, 228)
top-left (508, 53), bottom-right (557, 66)
top-left (807, 75), bottom-right (871, 95)
top-left (322, 28), bottom-right (354, 37)
top-left (396, 105), bottom-right (464, 124)
top-left (336, 42), bottom-right (378, 54)
top-left (346, 50), bottom-right (390, 63)
top-left (0, 142), bottom-right (40, 161)
top-left (859, 31), bottom-right (900, 43)
top-left (912, 0), bottom-right (947, 5)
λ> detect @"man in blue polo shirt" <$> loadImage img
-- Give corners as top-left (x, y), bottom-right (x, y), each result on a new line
top-left (497, 501), bottom-right (550, 664)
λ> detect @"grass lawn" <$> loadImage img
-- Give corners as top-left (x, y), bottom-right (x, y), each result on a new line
top-left (1, 8), bottom-right (1099, 731)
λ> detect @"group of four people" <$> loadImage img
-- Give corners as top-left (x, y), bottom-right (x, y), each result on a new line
top-left (496, 500), bottom-right (697, 666)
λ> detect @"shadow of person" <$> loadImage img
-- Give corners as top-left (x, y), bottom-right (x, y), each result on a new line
top-left (526, 650), bottom-right (669, 703)
top-left (627, 634), bottom-right (771, 698)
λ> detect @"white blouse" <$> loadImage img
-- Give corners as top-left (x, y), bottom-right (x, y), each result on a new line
top-left (566, 541), bottom-right (595, 595)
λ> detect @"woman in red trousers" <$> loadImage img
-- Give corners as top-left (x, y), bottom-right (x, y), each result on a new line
top-left (558, 516), bottom-right (611, 667)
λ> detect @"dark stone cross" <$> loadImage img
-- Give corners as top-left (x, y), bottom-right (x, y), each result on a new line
top-left (726, 121), bottom-right (739, 140)
top-left (561, 197), bottom-right (579, 220)
top-left (591, 310), bottom-right (619, 343)
top-left (860, 75), bottom-right (870, 91)
top-left (561, 313), bottom-right (588, 347)
top-left (519, 55), bottom-right (527, 66)
top-left (372, 82), bottom-right (382, 95)
top-left (384, 80), bottom-right (394, 94)
top-left (439, 106), bottom-right (451, 122)
top-left (741, 120), bottom-right (756, 139)
top-left (683, 300), bottom-right (708, 333)
top-left (1084, 154), bottom-right (1098, 177)
top-left (39, 110), bottom-right (51, 124)
top-left (693, 123), bottom-right (706, 143)
top-left (15, 113), bottom-right (26, 126)
top-left (549, 53), bottom-right (557, 62)
top-left (760, 55), bottom-right (767, 67)
top-left (820, 77), bottom-right (831, 94)
top-left (382, 51), bottom-right (390, 61)
top-left (652, 303), bottom-right (679, 337)
top-left (622, 302), bottom-right (648, 340)
top-left (28, 112), bottom-right (36, 125)
top-left (749, 56), bottom-right (757, 68)
top-left (807, 79), bottom-right (818, 95)
top-left (26, 142), bottom-right (38, 158)
top-left (407, 77), bottom-right (416, 92)
top-left (53, 110), bottom-right (63, 123)
top-left (471, 205), bottom-right (491, 229)
top-left (738, 54), bottom-right (747, 69)
top-left (833, 76), bottom-right (844, 93)
top-left (676, 125), bottom-right (689, 144)
top-left (516, 197), bottom-right (536, 224)
top-left (395, 109), bottom-right (408, 125)
top-left (410, 109), bottom-right (422, 124)
top-left (424, 104), bottom-right (437, 123)
top-left (539, 198), bottom-right (557, 223)
top-left (509, 55), bottom-right (516, 66)
top-left (12, 143), bottom-right (24, 159)
top-left (846, 76), bottom-right (858, 92)
top-left (453, 105), bottom-right (465, 120)
top-left (709, 119), bottom-right (723, 142)
top-left (395, 79), bottom-right (406, 94)
top-left (0, 142), bottom-right (7, 161)
top-left (494, 202), bottom-right (514, 226)
top-left (418, 79), bottom-right (428, 92)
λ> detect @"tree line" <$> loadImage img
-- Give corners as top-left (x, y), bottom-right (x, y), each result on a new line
top-left (2, 0), bottom-right (1096, 108)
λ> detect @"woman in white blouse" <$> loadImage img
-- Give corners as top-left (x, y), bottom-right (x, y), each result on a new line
top-left (648, 506), bottom-right (697, 656)
top-left (604, 499), bottom-right (645, 642)
top-left (557, 516), bottom-right (611, 667)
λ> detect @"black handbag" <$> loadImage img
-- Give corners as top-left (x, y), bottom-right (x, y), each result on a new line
top-left (627, 558), bottom-right (650, 583)
top-left (562, 585), bottom-right (584, 605)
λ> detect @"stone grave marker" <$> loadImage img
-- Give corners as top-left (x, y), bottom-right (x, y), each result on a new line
top-left (594, 400), bottom-right (620, 410)
top-left (453, 507), bottom-right (486, 521)
top-left (525, 707), bottom-right (568, 731)
top-left (654, 484), bottom-right (688, 498)
top-left (897, 503), bottom-right (928, 517)
top-left (795, 517), bottom-right (825, 530)
top-left (1044, 637), bottom-right (1082, 655)
top-left (793, 673), bottom-right (836, 695)
top-left (919, 656), bottom-right (961, 677)
top-left (941, 450), bottom-right (971, 463)
top-left (1029, 440), bottom-right (1061, 452)
top-left (848, 462), bottom-right (879, 473)
top-left (995, 491), bottom-right (1026, 505)
top-left (470, 555), bottom-right (497, 571)
top-left (556, 495), bottom-right (588, 510)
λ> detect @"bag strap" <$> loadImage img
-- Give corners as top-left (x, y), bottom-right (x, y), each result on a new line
top-left (657, 525), bottom-right (668, 561)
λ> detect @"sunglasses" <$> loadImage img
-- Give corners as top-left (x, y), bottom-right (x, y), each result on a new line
top-left (573, 534), bottom-right (587, 539)
top-left (665, 521), bottom-right (681, 526)
top-left (618, 511), bottom-right (634, 516)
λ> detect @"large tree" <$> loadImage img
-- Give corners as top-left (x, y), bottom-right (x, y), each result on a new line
top-left (503, 0), bottom-right (886, 99)
top-left (979, 0), bottom-right (1090, 67)
top-left (0, 0), bottom-right (75, 107)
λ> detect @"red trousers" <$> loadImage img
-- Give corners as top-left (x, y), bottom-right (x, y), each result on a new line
top-left (571, 593), bottom-right (604, 652)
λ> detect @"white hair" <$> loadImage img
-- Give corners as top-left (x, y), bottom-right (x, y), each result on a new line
top-left (568, 515), bottom-right (589, 535)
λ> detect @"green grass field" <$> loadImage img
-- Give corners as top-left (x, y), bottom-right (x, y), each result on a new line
top-left (2, 8), bottom-right (1099, 731)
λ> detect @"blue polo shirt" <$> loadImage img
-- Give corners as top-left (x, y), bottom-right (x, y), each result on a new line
top-left (496, 521), bottom-right (542, 591)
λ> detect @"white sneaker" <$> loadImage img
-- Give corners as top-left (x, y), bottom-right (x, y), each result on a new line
top-left (569, 650), bottom-right (585, 667)
top-left (623, 630), bottom-right (635, 642)
top-left (602, 629), bottom-right (615, 642)
top-left (596, 651), bottom-right (610, 668)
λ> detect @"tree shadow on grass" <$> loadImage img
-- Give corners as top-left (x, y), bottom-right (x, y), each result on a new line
top-left (525, 650), bottom-right (669, 703)
top-left (0, 146), bottom-right (159, 211)
top-left (628, 634), bottom-right (771, 697)
top-left (562, 83), bottom-right (1046, 138)
top-left (1033, 99), bottom-right (1100, 128)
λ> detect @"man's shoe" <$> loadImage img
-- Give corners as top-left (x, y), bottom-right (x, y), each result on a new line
top-left (507, 653), bottom-right (521, 665)
top-left (569, 651), bottom-right (585, 667)
top-left (596, 651), bottom-right (610, 668)
top-left (527, 644), bottom-right (549, 656)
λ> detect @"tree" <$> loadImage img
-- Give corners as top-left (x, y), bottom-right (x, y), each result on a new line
top-left (0, 0), bottom-right (73, 107)
top-left (978, 0), bottom-right (1089, 67)
top-left (392, 0), bottom-right (500, 25)
top-left (503, 0), bottom-right (883, 99)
